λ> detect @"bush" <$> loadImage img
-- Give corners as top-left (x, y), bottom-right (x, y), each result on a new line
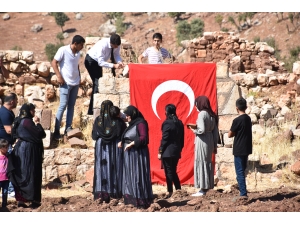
top-left (168, 12), bottom-right (184, 20)
top-left (282, 46), bottom-right (300, 72)
top-left (11, 45), bottom-right (22, 51)
top-left (56, 32), bottom-right (64, 41)
top-left (107, 12), bottom-right (123, 19)
top-left (190, 18), bottom-right (205, 38)
top-left (176, 20), bottom-right (191, 44)
top-left (176, 18), bottom-right (205, 44)
top-left (221, 27), bottom-right (229, 32)
top-left (45, 42), bottom-right (64, 62)
top-left (253, 36), bottom-right (260, 43)
top-left (115, 15), bottom-right (127, 35)
top-left (54, 12), bottom-right (70, 32)
top-left (215, 14), bottom-right (223, 29)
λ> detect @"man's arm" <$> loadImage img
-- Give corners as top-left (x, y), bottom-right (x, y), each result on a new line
top-left (228, 130), bottom-right (235, 138)
top-left (51, 59), bottom-right (65, 85)
top-left (3, 125), bottom-right (12, 134)
top-left (138, 54), bottom-right (144, 64)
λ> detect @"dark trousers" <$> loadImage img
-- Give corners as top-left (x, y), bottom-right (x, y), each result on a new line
top-left (84, 54), bottom-right (103, 115)
top-left (162, 157), bottom-right (181, 193)
top-left (234, 155), bottom-right (248, 196)
top-left (0, 180), bottom-right (9, 207)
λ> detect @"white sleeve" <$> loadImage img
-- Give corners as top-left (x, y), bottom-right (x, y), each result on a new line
top-left (54, 47), bottom-right (64, 62)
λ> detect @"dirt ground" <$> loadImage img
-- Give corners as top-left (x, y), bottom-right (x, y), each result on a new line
top-left (1, 181), bottom-right (300, 212)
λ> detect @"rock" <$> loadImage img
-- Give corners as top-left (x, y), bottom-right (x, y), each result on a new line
top-left (85, 166), bottom-right (94, 186)
top-left (291, 161), bottom-right (300, 176)
top-left (3, 13), bottom-right (10, 20)
top-left (63, 32), bottom-right (69, 39)
top-left (75, 13), bottom-right (83, 20)
top-left (67, 128), bottom-right (83, 139)
top-left (99, 20), bottom-right (116, 37)
top-left (68, 137), bottom-right (87, 149)
top-left (31, 24), bottom-right (43, 32)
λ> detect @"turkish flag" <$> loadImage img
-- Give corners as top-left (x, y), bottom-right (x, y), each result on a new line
top-left (128, 63), bottom-right (217, 185)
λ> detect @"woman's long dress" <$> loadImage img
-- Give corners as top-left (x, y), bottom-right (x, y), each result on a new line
top-left (7, 118), bottom-right (46, 202)
top-left (122, 125), bottom-right (153, 208)
top-left (93, 137), bottom-right (123, 202)
top-left (194, 111), bottom-right (218, 189)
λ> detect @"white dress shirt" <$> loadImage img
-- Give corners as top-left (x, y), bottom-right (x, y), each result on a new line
top-left (87, 38), bottom-right (122, 68)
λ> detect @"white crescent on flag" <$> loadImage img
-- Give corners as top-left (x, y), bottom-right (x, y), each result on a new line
top-left (151, 80), bottom-right (195, 120)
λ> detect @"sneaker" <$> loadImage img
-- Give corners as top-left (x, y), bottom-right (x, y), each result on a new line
top-left (53, 130), bottom-right (62, 140)
top-left (191, 190), bottom-right (206, 197)
top-left (64, 126), bottom-right (73, 135)
top-left (8, 191), bottom-right (15, 198)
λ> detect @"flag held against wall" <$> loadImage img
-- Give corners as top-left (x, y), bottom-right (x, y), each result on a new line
top-left (128, 63), bottom-right (217, 185)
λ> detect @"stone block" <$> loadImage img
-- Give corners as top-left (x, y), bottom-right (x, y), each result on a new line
top-left (68, 137), bottom-right (87, 149)
top-left (40, 109), bottom-right (52, 130)
top-left (85, 166), bottom-right (94, 186)
top-left (115, 77), bottom-right (129, 93)
top-left (216, 62), bottom-right (228, 79)
top-left (67, 128), bottom-right (83, 139)
top-left (43, 130), bottom-right (51, 149)
top-left (80, 149), bottom-right (95, 165)
top-left (54, 148), bottom-right (81, 165)
top-left (93, 93), bottom-right (120, 109)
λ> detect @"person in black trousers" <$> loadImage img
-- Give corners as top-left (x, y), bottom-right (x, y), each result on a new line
top-left (84, 34), bottom-right (124, 115)
top-left (158, 104), bottom-right (184, 198)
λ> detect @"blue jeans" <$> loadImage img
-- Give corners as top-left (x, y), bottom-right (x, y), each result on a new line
top-left (55, 83), bottom-right (79, 132)
top-left (7, 145), bottom-right (15, 194)
top-left (0, 180), bottom-right (9, 207)
top-left (234, 155), bottom-right (248, 196)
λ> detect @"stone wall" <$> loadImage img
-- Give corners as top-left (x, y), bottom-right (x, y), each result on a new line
top-left (2, 34), bottom-right (300, 186)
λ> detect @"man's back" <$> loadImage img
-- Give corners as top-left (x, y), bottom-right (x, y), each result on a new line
top-left (230, 114), bottom-right (252, 156)
top-left (0, 106), bottom-right (15, 144)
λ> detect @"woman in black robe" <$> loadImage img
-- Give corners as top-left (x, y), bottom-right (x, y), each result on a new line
top-left (7, 103), bottom-right (46, 208)
top-left (118, 105), bottom-right (153, 208)
top-left (92, 100), bottom-right (127, 203)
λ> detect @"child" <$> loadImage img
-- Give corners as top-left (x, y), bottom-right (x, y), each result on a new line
top-left (138, 32), bottom-right (173, 64)
top-left (0, 139), bottom-right (9, 208)
top-left (228, 97), bottom-right (252, 198)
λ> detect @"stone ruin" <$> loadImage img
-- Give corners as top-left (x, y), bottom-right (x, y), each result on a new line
top-left (1, 32), bottom-right (300, 185)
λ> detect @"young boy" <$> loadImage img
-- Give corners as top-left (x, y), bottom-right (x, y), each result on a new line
top-left (138, 32), bottom-right (173, 64)
top-left (228, 97), bottom-right (252, 198)
top-left (0, 139), bottom-right (9, 208)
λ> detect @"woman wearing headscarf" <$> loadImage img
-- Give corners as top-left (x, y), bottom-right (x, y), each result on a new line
top-left (187, 96), bottom-right (219, 197)
top-left (158, 104), bottom-right (184, 198)
top-left (92, 100), bottom-right (127, 203)
top-left (118, 105), bottom-right (153, 208)
top-left (7, 103), bottom-right (46, 208)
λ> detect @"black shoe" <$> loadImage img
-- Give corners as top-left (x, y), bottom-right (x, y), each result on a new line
top-left (30, 202), bottom-right (41, 209)
top-left (53, 131), bottom-right (62, 141)
top-left (17, 202), bottom-right (28, 208)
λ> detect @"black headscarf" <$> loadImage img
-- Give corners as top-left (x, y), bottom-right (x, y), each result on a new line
top-left (11, 103), bottom-right (35, 141)
top-left (92, 100), bottom-right (122, 144)
top-left (121, 105), bottom-right (148, 143)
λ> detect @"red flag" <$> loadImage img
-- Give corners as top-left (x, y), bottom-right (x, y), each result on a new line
top-left (128, 63), bottom-right (217, 185)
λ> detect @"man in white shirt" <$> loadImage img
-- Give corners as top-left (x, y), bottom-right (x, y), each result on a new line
top-left (51, 35), bottom-right (85, 140)
top-left (84, 34), bottom-right (124, 115)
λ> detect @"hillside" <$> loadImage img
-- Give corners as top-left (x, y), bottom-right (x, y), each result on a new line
top-left (1, 12), bottom-right (300, 69)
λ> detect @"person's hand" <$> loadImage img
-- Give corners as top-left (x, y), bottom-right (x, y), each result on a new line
top-left (57, 75), bottom-right (65, 85)
top-left (113, 63), bottom-right (123, 69)
top-left (158, 153), bottom-right (161, 160)
top-left (124, 141), bottom-right (134, 151)
top-left (117, 142), bottom-right (122, 148)
top-left (33, 116), bottom-right (40, 124)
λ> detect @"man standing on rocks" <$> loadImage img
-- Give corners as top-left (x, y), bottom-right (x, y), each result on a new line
top-left (84, 33), bottom-right (124, 116)
top-left (51, 35), bottom-right (85, 140)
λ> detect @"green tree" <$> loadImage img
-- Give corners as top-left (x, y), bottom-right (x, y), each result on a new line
top-left (228, 16), bottom-right (240, 32)
top-left (215, 14), bottom-right (223, 29)
top-left (54, 12), bottom-right (70, 32)
top-left (45, 42), bottom-right (64, 62)
top-left (107, 12), bottom-right (123, 20)
top-left (176, 20), bottom-right (191, 44)
top-left (115, 15), bottom-right (127, 35)
top-left (168, 12), bottom-right (184, 22)
top-left (190, 18), bottom-right (205, 38)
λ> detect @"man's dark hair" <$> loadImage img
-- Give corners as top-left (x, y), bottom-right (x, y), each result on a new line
top-left (110, 106), bottom-right (121, 118)
top-left (0, 138), bottom-right (9, 149)
top-left (3, 92), bottom-right (17, 103)
top-left (110, 33), bottom-right (121, 46)
top-left (72, 35), bottom-right (85, 44)
top-left (236, 97), bottom-right (247, 111)
top-left (153, 33), bottom-right (163, 40)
